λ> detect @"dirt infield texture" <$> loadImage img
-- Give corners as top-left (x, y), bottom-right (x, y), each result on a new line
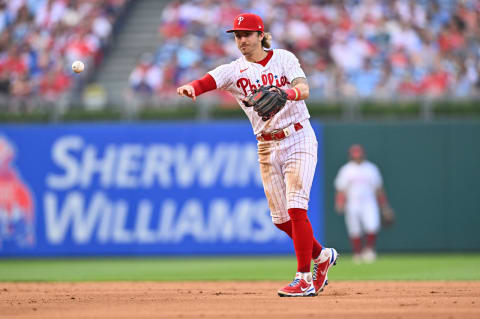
top-left (1, 281), bottom-right (479, 319)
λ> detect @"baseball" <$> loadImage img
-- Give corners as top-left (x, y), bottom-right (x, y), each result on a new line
top-left (72, 60), bottom-right (84, 73)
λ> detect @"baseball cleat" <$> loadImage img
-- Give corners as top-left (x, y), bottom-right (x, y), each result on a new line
top-left (277, 272), bottom-right (316, 297)
top-left (362, 248), bottom-right (377, 263)
top-left (312, 248), bottom-right (339, 295)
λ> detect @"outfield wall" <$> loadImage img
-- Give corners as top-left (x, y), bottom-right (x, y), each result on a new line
top-left (323, 121), bottom-right (480, 252)
top-left (1, 121), bottom-right (478, 256)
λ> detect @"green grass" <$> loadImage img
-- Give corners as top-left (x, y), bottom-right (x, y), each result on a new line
top-left (0, 253), bottom-right (479, 282)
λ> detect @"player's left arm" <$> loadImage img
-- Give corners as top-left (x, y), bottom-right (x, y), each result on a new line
top-left (376, 187), bottom-right (395, 226)
top-left (376, 187), bottom-right (388, 208)
top-left (373, 165), bottom-right (395, 225)
top-left (281, 50), bottom-right (309, 101)
top-left (373, 165), bottom-right (387, 208)
top-left (284, 77), bottom-right (309, 101)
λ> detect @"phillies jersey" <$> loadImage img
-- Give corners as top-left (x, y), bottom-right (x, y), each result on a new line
top-left (334, 160), bottom-right (383, 209)
top-left (208, 49), bottom-right (310, 135)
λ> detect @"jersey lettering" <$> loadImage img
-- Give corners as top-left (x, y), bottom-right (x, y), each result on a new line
top-left (236, 78), bottom-right (257, 95)
top-left (209, 49), bottom-right (309, 135)
top-left (236, 73), bottom-right (290, 96)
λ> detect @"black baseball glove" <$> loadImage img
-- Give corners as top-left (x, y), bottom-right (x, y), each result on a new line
top-left (243, 85), bottom-right (288, 121)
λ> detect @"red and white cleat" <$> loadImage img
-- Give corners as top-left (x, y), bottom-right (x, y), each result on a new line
top-left (277, 272), bottom-right (316, 297)
top-left (312, 248), bottom-right (339, 295)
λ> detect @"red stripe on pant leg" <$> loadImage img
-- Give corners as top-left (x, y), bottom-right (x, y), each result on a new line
top-left (288, 208), bottom-right (313, 273)
top-left (275, 220), bottom-right (323, 260)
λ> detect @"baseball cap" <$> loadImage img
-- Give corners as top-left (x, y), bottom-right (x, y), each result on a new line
top-left (226, 13), bottom-right (264, 33)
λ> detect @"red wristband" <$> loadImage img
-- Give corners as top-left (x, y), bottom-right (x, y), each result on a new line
top-left (285, 87), bottom-right (301, 101)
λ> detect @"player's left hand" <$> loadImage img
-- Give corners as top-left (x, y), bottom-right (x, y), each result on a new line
top-left (335, 191), bottom-right (346, 215)
top-left (335, 204), bottom-right (345, 215)
top-left (381, 205), bottom-right (395, 227)
top-left (242, 85), bottom-right (287, 121)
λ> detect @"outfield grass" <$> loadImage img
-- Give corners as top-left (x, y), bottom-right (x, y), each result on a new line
top-left (0, 253), bottom-right (479, 282)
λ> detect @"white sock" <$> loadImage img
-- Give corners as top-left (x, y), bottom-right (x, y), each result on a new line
top-left (297, 272), bottom-right (313, 282)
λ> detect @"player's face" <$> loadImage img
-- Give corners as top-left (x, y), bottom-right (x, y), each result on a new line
top-left (350, 152), bottom-right (364, 163)
top-left (349, 145), bottom-right (365, 163)
top-left (234, 31), bottom-right (262, 55)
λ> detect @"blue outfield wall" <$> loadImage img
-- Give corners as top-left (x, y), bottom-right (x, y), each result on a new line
top-left (0, 122), bottom-right (324, 257)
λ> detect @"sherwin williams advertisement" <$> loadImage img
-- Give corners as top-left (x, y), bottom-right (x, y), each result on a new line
top-left (0, 122), bottom-right (323, 256)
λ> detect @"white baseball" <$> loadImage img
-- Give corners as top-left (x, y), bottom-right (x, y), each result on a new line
top-left (72, 60), bottom-right (84, 73)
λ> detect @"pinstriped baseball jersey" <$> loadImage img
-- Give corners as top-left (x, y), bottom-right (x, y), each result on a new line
top-left (209, 48), bottom-right (317, 220)
top-left (208, 49), bottom-right (310, 135)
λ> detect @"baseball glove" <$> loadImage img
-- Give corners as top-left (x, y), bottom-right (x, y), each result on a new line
top-left (243, 85), bottom-right (287, 121)
top-left (381, 205), bottom-right (395, 227)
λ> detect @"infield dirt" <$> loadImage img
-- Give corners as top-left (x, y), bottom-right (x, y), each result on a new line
top-left (1, 281), bottom-right (479, 318)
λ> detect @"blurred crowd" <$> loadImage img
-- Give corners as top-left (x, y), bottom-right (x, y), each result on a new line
top-left (129, 0), bottom-right (480, 105)
top-left (0, 0), bottom-right (127, 112)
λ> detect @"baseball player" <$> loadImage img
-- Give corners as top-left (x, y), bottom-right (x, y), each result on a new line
top-left (176, 13), bottom-right (338, 297)
top-left (334, 144), bottom-right (395, 263)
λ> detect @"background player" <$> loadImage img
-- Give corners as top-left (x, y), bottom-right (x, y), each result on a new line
top-left (334, 144), bottom-right (395, 263)
top-left (176, 13), bottom-right (338, 297)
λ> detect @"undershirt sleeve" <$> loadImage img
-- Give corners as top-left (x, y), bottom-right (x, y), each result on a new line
top-left (189, 73), bottom-right (217, 96)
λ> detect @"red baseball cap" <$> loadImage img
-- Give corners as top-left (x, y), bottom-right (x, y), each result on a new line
top-left (226, 13), bottom-right (264, 33)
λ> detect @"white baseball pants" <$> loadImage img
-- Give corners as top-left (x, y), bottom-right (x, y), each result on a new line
top-left (257, 120), bottom-right (318, 224)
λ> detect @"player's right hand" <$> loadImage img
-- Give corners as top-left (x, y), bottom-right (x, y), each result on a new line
top-left (176, 84), bottom-right (196, 101)
top-left (335, 204), bottom-right (345, 215)
top-left (335, 191), bottom-right (346, 215)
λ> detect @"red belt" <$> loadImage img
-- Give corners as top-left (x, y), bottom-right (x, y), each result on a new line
top-left (257, 122), bottom-right (303, 141)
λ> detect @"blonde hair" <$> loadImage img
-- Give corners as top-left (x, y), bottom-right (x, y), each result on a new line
top-left (261, 32), bottom-right (272, 49)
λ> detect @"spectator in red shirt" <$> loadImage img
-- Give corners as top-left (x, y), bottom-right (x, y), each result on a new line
top-left (417, 68), bottom-right (450, 97)
top-left (1, 46), bottom-right (28, 77)
top-left (39, 66), bottom-right (71, 102)
top-left (438, 17), bottom-right (466, 53)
